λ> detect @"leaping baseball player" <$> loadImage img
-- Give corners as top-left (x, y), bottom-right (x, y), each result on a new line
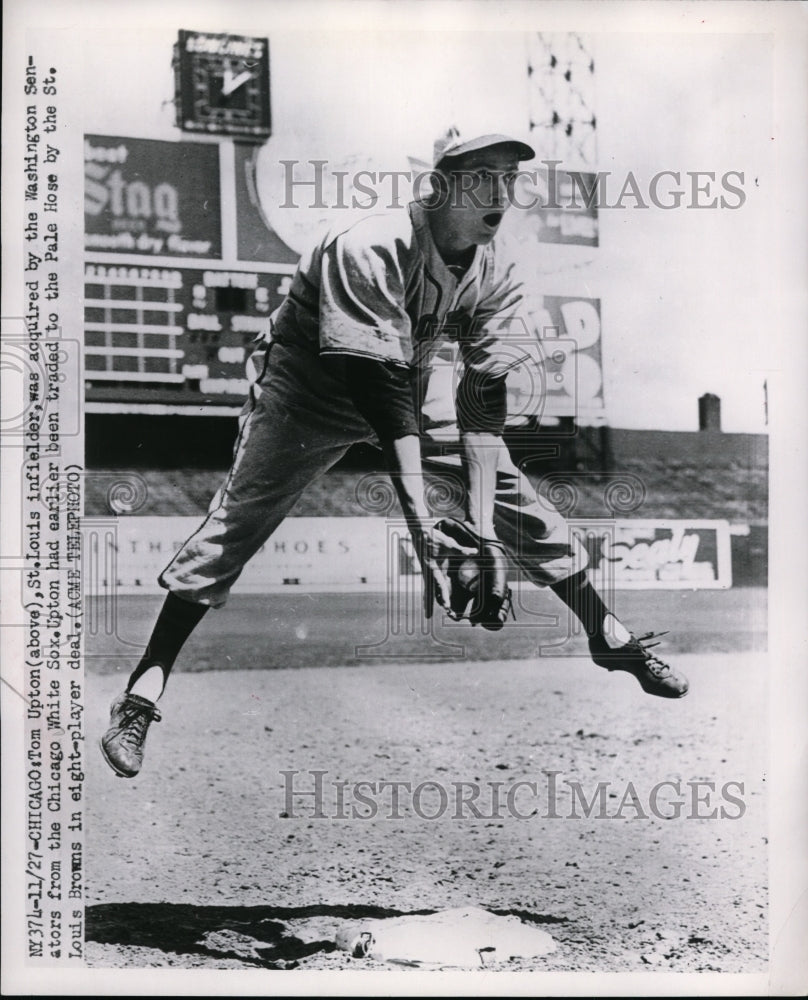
top-left (101, 126), bottom-right (688, 779)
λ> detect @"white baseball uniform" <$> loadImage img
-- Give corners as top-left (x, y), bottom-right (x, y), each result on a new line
top-left (159, 200), bottom-right (588, 606)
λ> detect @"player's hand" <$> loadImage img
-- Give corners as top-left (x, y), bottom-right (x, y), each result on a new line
top-left (432, 518), bottom-right (513, 630)
top-left (412, 521), bottom-right (477, 620)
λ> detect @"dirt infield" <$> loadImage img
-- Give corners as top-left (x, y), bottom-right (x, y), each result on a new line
top-left (85, 590), bottom-right (767, 974)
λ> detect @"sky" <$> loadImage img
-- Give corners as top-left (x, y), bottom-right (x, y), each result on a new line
top-left (55, 2), bottom-right (786, 431)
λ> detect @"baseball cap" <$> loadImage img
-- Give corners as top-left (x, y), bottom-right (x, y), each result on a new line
top-left (433, 125), bottom-right (535, 168)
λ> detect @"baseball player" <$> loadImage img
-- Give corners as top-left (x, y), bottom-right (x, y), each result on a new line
top-left (100, 126), bottom-right (688, 779)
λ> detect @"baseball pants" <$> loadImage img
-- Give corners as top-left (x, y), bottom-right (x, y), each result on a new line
top-left (159, 341), bottom-right (588, 607)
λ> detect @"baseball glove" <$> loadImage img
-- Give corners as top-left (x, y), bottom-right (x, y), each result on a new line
top-left (433, 518), bottom-right (512, 630)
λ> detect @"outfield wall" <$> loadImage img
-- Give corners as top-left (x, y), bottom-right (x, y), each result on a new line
top-left (80, 515), bottom-right (755, 597)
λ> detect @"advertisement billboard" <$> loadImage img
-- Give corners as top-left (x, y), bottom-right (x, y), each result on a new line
top-left (84, 135), bottom-right (222, 258)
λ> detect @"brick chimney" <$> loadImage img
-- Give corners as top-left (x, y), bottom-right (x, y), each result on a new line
top-left (698, 393), bottom-right (721, 432)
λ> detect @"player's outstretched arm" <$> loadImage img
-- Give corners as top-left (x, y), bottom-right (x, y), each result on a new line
top-left (382, 436), bottom-right (477, 618)
top-left (460, 431), bottom-right (500, 540)
top-left (326, 355), bottom-right (475, 617)
top-left (456, 368), bottom-right (509, 541)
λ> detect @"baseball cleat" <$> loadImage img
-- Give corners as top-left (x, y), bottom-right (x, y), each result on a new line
top-left (100, 692), bottom-right (162, 777)
top-left (589, 631), bottom-right (689, 698)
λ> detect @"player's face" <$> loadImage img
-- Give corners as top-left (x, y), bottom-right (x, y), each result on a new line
top-left (437, 147), bottom-right (520, 249)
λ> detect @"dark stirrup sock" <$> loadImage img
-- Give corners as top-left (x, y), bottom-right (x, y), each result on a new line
top-left (126, 592), bottom-right (209, 694)
top-left (549, 570), bottom-right (611, 641)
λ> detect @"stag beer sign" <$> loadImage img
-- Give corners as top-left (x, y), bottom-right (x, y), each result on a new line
top-left (84, 135), bottom-right (221, 258)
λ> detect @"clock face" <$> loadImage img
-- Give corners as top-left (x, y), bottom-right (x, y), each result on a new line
top-left (176, 30), bottom-right (271, 139)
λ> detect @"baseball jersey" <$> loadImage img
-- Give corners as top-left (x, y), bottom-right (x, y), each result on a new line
top-left (269, 200), bottom-right (536, 394)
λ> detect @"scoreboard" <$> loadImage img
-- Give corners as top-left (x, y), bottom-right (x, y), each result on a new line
top-left (84, 264), bottom-right (290, 406)
top-left (84, 131), bottom-right (299, 412)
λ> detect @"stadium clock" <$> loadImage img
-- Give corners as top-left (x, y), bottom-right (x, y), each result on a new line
top-left (174, 30), bottom-right (271, 140)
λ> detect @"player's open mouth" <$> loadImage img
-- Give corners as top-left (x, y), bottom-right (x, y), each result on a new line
top-left (483, 212), bottom-right (504, 229)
